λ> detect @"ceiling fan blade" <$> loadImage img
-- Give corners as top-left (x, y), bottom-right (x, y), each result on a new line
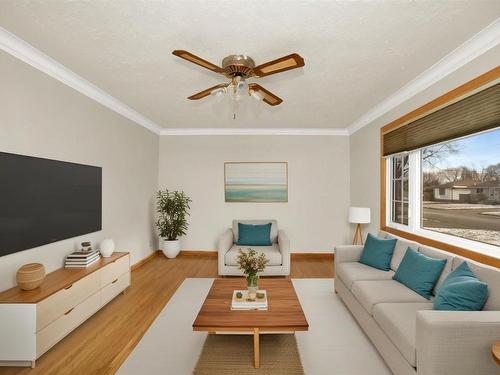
top-left (253, 53), bottom-right (304, 77)
top-left (172, 50), bottom-right (223, 74)
top-left (249, 83), bottom-right (283, 106)
top-left (188, 83), bottom-right (228, 100)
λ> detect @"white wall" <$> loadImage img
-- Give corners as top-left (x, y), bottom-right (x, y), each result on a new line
top-left (159, 135), bottom-right (350, 252)
top-left (0, 51), bottom-right (159, 291)
top-left (349, 46), bottom-right (500, 238)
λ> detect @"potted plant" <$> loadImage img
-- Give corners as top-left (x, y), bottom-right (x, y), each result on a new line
top-left (236, 248), bottom-right (269, 300)
top-left (155, 189), bottom-right (192, 258)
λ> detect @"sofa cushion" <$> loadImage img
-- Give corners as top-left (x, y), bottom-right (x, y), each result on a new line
top-left (373, 302), bottom-right (433, 367)
top-left (435, 261), bottom-right (489, 311)
top-left (359, 234), bottom-right (397, 271)
top-left (382, 232), bottom-right (420, 272)
top-left (393, 248), bottom-right (447, 299)
top-left (418, 245), bottom-right (454, 294)
top-left (225, 244), bottom-right (282, 266)
top-left (236, 223), bottom-right (272, 246)
top-left (452, 257), bottom-right (500, 311)
top-left (351, 280), bottom-right (428, 315)
top-left (233, 220), bottom-right (278, 244)
top-left (336, 262), bottom-right (395, 290)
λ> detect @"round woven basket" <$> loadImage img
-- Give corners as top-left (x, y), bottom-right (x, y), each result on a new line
top-left (16, 263), bottom-right (46, 290)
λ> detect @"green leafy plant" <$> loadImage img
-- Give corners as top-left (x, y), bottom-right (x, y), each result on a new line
top-left (155, 189), bottom-right (192, 241)
top-left (236, 248), bottom-right (269, 276)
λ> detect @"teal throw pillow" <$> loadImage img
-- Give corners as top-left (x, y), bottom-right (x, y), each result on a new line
top-left (434, 261), bottom-right (488, 311)
top-left (393, 248), bottom-right (446, 299)
top-left (237, 223), bottom-right (272, 246)
top-left (358, 233), bottom-right (397, 271)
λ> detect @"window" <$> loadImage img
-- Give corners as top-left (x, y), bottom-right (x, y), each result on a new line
top-left (387, 128), bottom-right (500, 250)
top-left (390, 155), bottom-right (409, 225)
top-left (421, 129), bottom-right (500, 247)
top-left (382, 71), bottom-right (500, 262)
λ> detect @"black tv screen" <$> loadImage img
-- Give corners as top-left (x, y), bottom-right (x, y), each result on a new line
top-left (0, 152), bottom-right (102, 256)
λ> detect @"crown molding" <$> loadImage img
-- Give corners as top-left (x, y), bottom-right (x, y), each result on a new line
top-left (0, 27), bottom-right (162, 135)
top-left (347, 18), bottom-right (500, 135)
top-left (159, 128), bottom-right (349, 136)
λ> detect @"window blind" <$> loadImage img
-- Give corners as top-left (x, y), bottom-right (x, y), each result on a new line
top-left (383, 82), bottom-right (500, 157)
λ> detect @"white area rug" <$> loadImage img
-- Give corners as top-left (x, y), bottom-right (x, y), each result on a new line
top-left (118, 278), bottom-right (391, 375)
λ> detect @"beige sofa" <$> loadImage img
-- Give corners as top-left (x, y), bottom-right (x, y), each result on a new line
top-left (217, 219), bottom-right (290, 276)
top-left (334, 231), bottom-right (500, 375)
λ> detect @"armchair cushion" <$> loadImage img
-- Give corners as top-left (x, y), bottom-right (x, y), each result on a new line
top-left (232, 219), bottom-right (278, 243)
top-left (236, 223), bottom-right (272, 246)
top-left (225, 244), bottom-right (282, 266)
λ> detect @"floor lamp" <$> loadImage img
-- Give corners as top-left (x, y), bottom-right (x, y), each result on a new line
top-left (349, 207), bottom-right (371, 245)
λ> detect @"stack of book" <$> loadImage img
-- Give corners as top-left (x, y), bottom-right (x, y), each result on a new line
top-left (231, 290), bottom-right (268, 311)
top-left (65, 250), bottom-right (100, 268)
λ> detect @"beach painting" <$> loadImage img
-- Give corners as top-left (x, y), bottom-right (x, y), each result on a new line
top-left (224, 162), bottom-right (288, 202)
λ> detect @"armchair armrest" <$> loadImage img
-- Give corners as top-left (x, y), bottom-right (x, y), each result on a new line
top-left (278, 230), bottom-right (290, 274)
top-left (416, 310), bottom-right (500, 375)
top-left (334, 245), bottom-right (363, 264)
top-left (217, 229), bottom-right (233, 274)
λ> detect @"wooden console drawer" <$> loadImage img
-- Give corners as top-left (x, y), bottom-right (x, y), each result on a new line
top-left (36, 291), bottom-right (100, 358)
top-left (37, 270), bottom-right (100, 331)
top-left (100, 255), bottom-right (130, 288)
top-left (101, 272), bottom-right (130, 307)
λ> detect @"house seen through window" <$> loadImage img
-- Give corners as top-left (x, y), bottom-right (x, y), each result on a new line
top-left (388, 127), bottom-right (500, 248)
top-left (421, 128), bottom-right (500, 247)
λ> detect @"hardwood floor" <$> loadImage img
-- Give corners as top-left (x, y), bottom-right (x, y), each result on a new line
top-left (0, 253), bottom-right (334, 375)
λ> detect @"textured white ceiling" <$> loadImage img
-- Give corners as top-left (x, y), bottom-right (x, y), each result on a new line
top-left (0, 1), bottom-right (499, 129)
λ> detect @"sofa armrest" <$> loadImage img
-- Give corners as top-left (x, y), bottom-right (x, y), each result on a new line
top-left (416, 310), bottom-right (500, 375)
top-left (334, 245), bottom-right (363, 264)
top-left (217, 229), bottom-right (233, 273)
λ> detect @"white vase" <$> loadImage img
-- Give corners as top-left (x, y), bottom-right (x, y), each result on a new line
top-left (162, 239), bottom-right (181, 258)
top-left (100, 238), bottom-right (115, 258)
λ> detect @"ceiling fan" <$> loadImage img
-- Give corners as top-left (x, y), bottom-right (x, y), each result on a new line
top-left (172, 50), bottom-right (305, 106)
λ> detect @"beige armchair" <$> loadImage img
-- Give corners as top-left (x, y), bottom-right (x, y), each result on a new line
top-left (218, 219), bottom-right (290, 276)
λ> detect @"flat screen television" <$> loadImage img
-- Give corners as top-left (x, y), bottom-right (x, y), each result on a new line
top-left (0, 152), bottom-right (102, 257)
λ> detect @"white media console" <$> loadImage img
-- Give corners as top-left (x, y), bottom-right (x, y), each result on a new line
top-left (0, 252), bottom-right (130, 367)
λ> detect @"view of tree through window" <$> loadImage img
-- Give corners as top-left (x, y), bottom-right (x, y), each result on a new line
top-left (421, 128), bottom-right (500, 247)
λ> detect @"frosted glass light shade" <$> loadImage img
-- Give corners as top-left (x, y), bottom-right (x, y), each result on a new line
top-left (349, 207), bottom-right (371, 224)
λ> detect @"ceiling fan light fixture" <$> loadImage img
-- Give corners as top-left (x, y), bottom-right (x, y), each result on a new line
top-left (210, 87), bottom-right (226, 96)
top-left (250, 89), bottom-right (263, 101)
top-left (172, 50), bottom-right (304, 107)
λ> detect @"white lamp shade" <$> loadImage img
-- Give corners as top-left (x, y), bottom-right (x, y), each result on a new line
top-left (349, 207), bottom-right (371, 224)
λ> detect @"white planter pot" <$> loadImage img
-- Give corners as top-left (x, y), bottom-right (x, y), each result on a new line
top-left (162, 239), bottom-right (181, 258)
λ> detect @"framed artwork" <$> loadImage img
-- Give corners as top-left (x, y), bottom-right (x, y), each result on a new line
top-left (224, 162), bottom-right (288, 202)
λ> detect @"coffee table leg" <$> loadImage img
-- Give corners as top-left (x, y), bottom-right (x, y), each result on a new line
top-left (254, 328), bottom-right (260, 368)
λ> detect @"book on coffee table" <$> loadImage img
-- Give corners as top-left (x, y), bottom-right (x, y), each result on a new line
top-left (231, 290), bottom-right (268, 311)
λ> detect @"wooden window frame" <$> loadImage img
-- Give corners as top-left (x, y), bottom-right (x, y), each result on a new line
top-left (380, 66), bottom-right (500, 268)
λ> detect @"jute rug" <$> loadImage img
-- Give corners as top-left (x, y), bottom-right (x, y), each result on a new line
top-left (193, 333), bottom-right (304, 374)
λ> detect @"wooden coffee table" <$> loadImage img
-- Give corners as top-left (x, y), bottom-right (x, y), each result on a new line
top-left (193, 278), bottom-right (309, 368)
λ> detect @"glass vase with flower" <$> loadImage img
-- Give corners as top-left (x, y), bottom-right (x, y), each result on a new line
top-left (236, 248), bottom-right (269, 300)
